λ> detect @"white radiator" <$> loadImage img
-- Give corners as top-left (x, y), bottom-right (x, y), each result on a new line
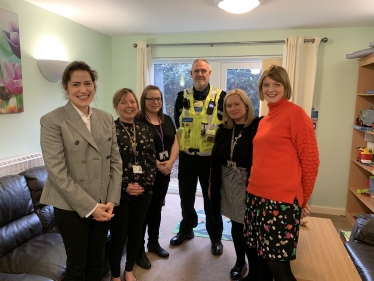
top-left (0, 152), bottom-right (44, 177)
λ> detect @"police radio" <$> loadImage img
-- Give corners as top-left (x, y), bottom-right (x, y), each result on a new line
top-left (206, 100), bottom-right (215, 115)
top-left (183, 98), bottom-right (190, 109)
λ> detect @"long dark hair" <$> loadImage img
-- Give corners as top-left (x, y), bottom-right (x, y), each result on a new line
top-left (138, 85), bottom-right (164, 122)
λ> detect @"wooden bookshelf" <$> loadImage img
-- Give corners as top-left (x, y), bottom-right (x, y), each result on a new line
top-left (346, 53), bottom-right (374, 226)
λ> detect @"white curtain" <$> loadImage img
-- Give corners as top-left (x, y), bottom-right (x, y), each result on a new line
top-left (136, 41), bottom-right (153, 100)
top-left (282, 36), bottom-right (321, 116)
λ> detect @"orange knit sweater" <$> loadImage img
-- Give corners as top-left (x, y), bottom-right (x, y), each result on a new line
top-left (247, 98), bottom-right (319, 208)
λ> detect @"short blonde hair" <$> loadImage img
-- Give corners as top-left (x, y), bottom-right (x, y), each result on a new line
top-left (222, 89), bottom-right (255, 129)
top-left (258, 65), bottom-right (292, 101)
top-left (112, 88), bottom-right (139, 110)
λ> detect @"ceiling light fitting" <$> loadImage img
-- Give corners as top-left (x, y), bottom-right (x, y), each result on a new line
top-left (215, 0), bottom-right (260, 14)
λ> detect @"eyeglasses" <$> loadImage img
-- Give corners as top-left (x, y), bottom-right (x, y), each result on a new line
top-left (145, 97), bottom-right (162, 102)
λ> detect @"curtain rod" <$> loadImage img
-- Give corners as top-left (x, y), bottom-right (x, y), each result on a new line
top-left (133, 37), bottom-right (328, 48)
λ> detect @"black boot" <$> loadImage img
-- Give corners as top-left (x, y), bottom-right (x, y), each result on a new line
top-left (148, 243), bottom-right (169, 258)
top-left (136, 249), bottom-right (151, 269)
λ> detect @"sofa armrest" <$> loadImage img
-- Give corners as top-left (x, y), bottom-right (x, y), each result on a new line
top-left (20, 166), bottom-right (47, 207)
top-left (350, 214), bottom-right (374, 245)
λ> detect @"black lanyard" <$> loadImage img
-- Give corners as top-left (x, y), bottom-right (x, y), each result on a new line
top-left (145, 115), bottom-right (165, 152)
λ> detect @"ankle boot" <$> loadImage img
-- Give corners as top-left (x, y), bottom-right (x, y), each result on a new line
top-left (136, 249), bottom-right (151, 269)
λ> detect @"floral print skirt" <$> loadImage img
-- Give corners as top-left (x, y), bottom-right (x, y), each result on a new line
top-left (243, 192), bottom-right (301, 261)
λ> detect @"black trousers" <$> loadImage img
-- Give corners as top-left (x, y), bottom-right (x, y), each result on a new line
top-left (108, 195), bottom-right (151, 277)
top-left (141, 180), bottom-right (169, 247)
top-left (54, 207), bottom-right (109, 281)
top-left (178, 152), bottom-right (223, 241)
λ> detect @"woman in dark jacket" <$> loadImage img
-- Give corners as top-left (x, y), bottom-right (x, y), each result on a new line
top-left (210, 89), bottom-right (261, 281)
top-left (108, 88), bottom-right (156, 281)
top-left (136, 85), bottom-right (179, 269)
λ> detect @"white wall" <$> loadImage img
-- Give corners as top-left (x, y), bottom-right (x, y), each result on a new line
top-left (111, 27), bottom-right (374, 214)
top-left (0, 0), bottom-right (112, 158)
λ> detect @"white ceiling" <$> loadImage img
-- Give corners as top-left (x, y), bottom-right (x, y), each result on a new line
top-left (25, 0), bottom-right (374, 37)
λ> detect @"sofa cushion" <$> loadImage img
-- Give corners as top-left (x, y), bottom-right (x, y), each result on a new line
top-left (0, 175), bottom-right (33, 227)
top-left (20, 166), bottom-right (47, 207)
top-left (0, 233), bottom-right (66, 281)
top-left (0, 213), bottom-right (42, 258)
top-left (345, 241), bottom-right (374, 281)
top-left (35, 205), bottom-right (58, 233)
top-left (0, 273), bottom-right (54, 281)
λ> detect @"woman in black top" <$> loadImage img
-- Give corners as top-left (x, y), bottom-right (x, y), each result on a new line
top-left (136, 85), bottom-right (179, 269)
top-left (210, 89), bottom-right (261, 281)
top-left (108, 88), bottom-right (156, 281)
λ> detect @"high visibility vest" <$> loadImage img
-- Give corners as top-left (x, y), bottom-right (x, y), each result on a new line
top-left (176, 86), bottom-right (223, 156)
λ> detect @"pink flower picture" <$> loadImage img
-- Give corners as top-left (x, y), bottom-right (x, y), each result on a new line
top-left (0, 8), bottom-right (23, 113)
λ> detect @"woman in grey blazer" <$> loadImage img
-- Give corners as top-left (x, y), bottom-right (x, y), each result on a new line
top-left (40, 61), bottom-right (122, 281)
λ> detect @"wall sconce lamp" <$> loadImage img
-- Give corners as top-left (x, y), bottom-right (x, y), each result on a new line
top-left (37, 59), bottom-right (70, 82)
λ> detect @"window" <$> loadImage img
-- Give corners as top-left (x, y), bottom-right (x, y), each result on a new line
top-left (154, 58), bottom-right (261, 119)
top-left (153, 58), bottom-right (262, 189)
top-left (221, 62), bottom-right (262, 116)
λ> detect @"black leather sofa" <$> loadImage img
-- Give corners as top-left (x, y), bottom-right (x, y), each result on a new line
top-left (0, 166), bottom-right (112, 281)
top-left (345, 214), bottom-right (374, 281)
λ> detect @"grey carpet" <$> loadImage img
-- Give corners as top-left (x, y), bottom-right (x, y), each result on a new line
top-left (103, 193), bottom-right (352, 281)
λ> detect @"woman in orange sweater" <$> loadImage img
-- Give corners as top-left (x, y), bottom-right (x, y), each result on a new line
top-left (243, 65), bottom-right (319, 281)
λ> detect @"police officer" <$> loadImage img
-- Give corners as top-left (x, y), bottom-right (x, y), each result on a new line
top-left (170, 59), bottom-right (226, 255)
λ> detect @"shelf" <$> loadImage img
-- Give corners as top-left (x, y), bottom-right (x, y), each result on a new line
top-left (353, 126), bottom-right (374, 134)
top-left (346, 186), bottom-right (374, 226)
top-left (359, 53), bottom-right (374, 67)
top-left (351, 159), bottom-right (374, 174)
top-left (357, 93), bottom-right (374, 97)
top-left (347, 55), bottom-right (374, 226)
top-left (348, 186), bottom-right (374, 212)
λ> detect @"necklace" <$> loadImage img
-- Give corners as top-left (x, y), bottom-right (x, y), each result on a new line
top-left (119, 121), bottom-right (137, 153)
top-left (230, 124), bottom-right (244, 161)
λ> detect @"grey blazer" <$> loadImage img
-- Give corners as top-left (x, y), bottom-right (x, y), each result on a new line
top-left (40, 101), bottom-right (122, 217)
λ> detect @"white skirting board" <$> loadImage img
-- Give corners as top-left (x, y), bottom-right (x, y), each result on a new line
top-left (302, 205), bottom-right (346, 216)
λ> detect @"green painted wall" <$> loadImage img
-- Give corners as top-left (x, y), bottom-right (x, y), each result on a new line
top-left (111, 27), bottom-right (374, 212)
top-left (0, 0), bottom-right (112, 158)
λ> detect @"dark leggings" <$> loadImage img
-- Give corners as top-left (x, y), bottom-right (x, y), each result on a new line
top-left (108, 195), bottom-right (151, 277)
top-left (258, 258), bottom-right (297, 281)
top-left (141, 181), bottom-right (169, 247)
top-left (231, 220), bottom-right (259, 281)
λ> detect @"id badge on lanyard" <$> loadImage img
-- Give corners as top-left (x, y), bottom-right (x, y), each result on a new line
top-left (227, 160), bottom-right (236, 169)
top-left (132, 165), bottom-right (143, 174)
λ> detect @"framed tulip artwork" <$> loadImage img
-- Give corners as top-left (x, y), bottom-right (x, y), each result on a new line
top-left (0, 8), bottom-right (23, 113)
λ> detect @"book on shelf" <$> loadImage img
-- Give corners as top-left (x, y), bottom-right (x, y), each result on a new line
top-left (353, 125), bottom-right (373, 131)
